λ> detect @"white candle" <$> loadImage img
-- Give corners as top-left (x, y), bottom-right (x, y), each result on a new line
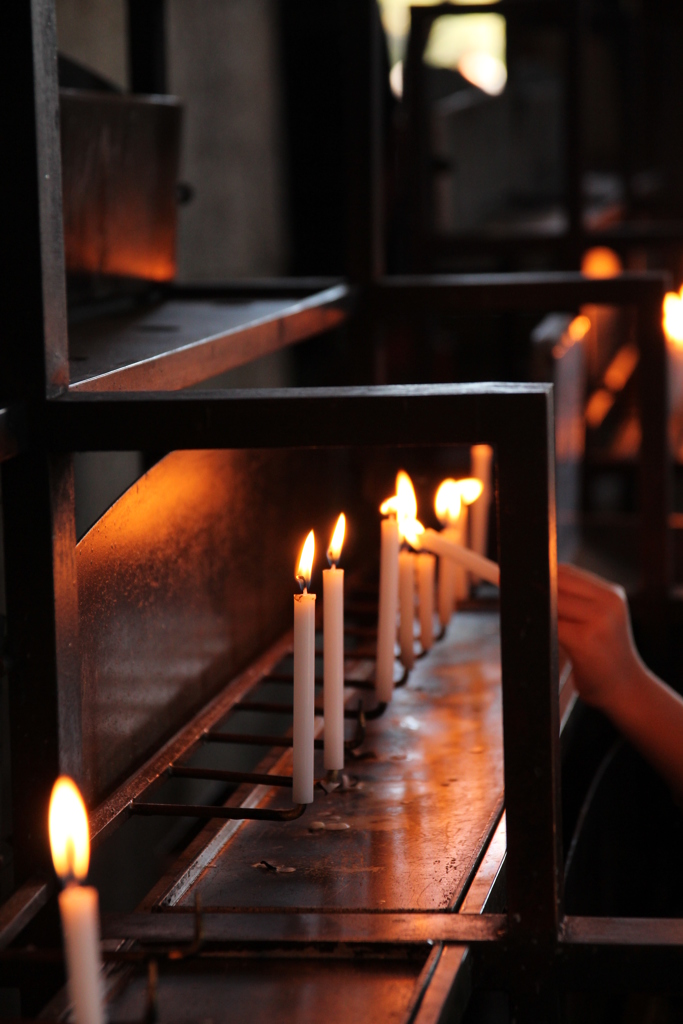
top-left (470, 445), bottom-right (493, 562)
top-left (437, 526), bottom-right (457, 627)
top-left (417, 552), bottom-right (435, 651)
top-left (434, 479), bottom-right (465, 622)
top-left (375, 514), bottom-right (399, 702)
top-left (49, 777), bottom-right (104, 1024)
top-left (398, 549), bottom-right (415, 669)
top-left (410, 525), bottom-right (500, 586)
top-left (453, 505), bottom-right (469, 601)
top-left (59, 886), bottom-right (104, 1024)
top-left (293, 530), bottom-right (316, 804)
top-left (323, 514), bottom-right (345, 771)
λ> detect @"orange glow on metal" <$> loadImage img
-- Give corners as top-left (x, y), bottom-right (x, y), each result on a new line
top-left (585, 388), bottom-right (615, 429)
top-left (581, 247), bottom-right (622, 279)
top-left (567, 314), bottom-right (591, 342)
top-left (327, 513), bottom-right (346, 565)
top-left (603, 343), bottom-right (639, 392)
top-left (49, 777), bottom-right (90, 881)
top-left (663, 287), bottom-right (683, 348)
top-left (434, 479), bottom-right (462, 526)
top-left (296, 531), bottom-right (315, 591)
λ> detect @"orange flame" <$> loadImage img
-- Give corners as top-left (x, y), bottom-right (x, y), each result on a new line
top-left (664, 287), bottom-right (683, 348)
top-left (458, 477), bottom-right (484, 505)
top-left (581, 247), bottom-right (622, 279)
top-left (380, 471), bottom-right (418, 541)
top-left (49, 777), bottom-right (90, 882)
top-left (296, 530), bottom-right (315, 592)
top-left (402, 518), bottom-right (425, 548)
top-left (567, 314), bottom-right (591, 343)
top-left (327, 513), bottom-right (346, 565)
top-left (434, 480), bottom-right (461, 526)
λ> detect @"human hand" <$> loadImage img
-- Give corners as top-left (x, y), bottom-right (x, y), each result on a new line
top-left (557, 563), bottom-right (642, 715)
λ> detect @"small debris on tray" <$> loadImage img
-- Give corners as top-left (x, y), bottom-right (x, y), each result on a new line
top-left (252, 860), bottom-right (296, 873)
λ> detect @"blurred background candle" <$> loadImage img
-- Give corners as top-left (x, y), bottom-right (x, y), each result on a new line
top-left (323, 513), bottom-right (345, 771)
top-left (456, 477), bottom-right (485, 597)
top-left (470, 445), bottom-right (493, 567)
top-left (396, 472), bottom-right (418, 670)
top-left (294, 530), bottom-right (316, 804)
top-left (49, 777), bottom-right (104, 1024)
top-left (434, 479), bottom-right (461, 626)
top-left (376, 498), bottom-right (399, 701)
top-left (398, 548), bottom-right (415, 668)
top-left (417, 552), bottom-right (435, 651)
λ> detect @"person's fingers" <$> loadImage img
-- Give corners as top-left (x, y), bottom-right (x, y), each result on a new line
top-left (558, 564), bottom-right (611, 599)
top-left (557, 593), bottom-right (593, 623)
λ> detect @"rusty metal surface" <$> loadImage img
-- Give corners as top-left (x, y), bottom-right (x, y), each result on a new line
top-left (174, 611), bottom-right (503, 912)
top-left (61, 90), bottom-right (181, 282)
top-left (68, 286), bottom-right (349, 392)
top-left (106, 956), bottom-right (427, 1024)
top-left (76, 447), bottom-right (352, 803)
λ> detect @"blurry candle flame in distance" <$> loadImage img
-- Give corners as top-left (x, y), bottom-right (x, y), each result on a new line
top-left (327, 513), bottom-right (346, 566)
top-left (458, 477), bottom-right (484, 506)
top-left (581, 247), bottom-right (622, 279)
top-left (395, 471), bottom-right (418, 541)
top-left (296, 530), bottom-right (315, 592)
top-left (568, 314), bottom-right (591, 343)
top-left (663, 287), bottom-right (683, 348)
top-left (49, 777), bottom-right (90, 882)
top-left (434, 479), bottom-right (462, 527)
top-left (402, 518), bottom-right (425, 549)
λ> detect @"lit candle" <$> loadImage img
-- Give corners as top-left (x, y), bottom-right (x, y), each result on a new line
top-left (49, 777), bottom-right (104, 1024)
top-left (470, 445), bottom-right (493, 565)
top-left (376, 499), bottom-right (400, 703)
top-left (417, 552), bottom-right (436, 651)
top-left (294, 530), bottom-right (316, 804)
top-left (455, 477), bottom-right (485, 598)
top-left (434, 480), bottom-right (462, 626)
top-left (323, 514), bottom-right (345, 772)
top-left (396, 472), bottom-right (419, 670)
top-left (404, 519), bottom-right (500, 586)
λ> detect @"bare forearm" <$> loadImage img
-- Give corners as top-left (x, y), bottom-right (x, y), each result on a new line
top-left (606, 664), bottom-right (683, 798)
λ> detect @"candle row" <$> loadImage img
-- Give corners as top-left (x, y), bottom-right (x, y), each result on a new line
top-left (47, 449), bottom-right (496, 1024)
top-left (376, 453), bottom-right (496, 701)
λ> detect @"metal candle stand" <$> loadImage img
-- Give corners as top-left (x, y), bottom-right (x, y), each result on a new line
top-left (126, 582), bottom-right (453, 824)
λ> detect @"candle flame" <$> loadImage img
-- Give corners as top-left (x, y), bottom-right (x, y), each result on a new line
top-left (327, 513), bottom-right (346, 565)
top-left (402, 518), bottom-right (425, 548)
top-left (49, 777), bottom-right (89, 882)
top-left (567, 314), bottom-right (591, 343)
top-left (581, 246), bottom-right (622, 279)
top-left (296, 530), bottom-right (315, 591)
top-left (434, 479), bottom-right (462, 526)
top-left (380, 471), bottom-right (418, 541)
top-left (457, 477), bottom-right (484, 505)
top-left (664, 287), bottom-right (683, 348)
top-left (395, 471), bottom-right (418, 541)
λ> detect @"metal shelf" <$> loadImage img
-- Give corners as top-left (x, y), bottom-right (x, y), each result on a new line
top-left (68, 283), bottom-right (350, 393)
